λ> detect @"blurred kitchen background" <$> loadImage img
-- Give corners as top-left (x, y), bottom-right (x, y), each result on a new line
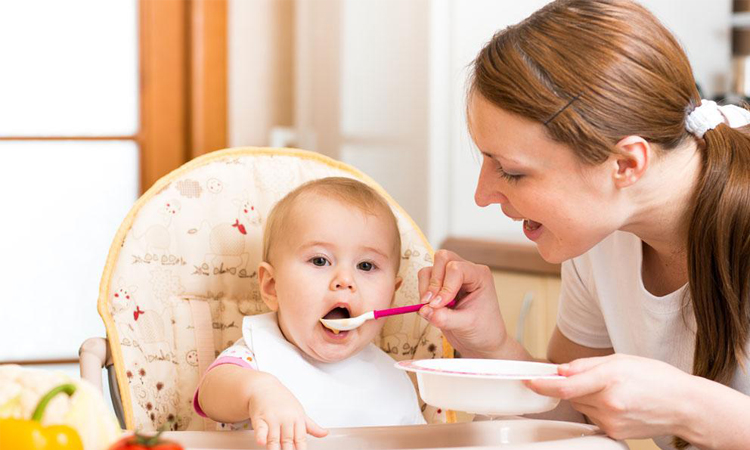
top-left (0, 3), bottom-right (746, 445)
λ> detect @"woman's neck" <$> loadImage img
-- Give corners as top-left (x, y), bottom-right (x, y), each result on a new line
top-left (621, 142), bottom-right (702, 290)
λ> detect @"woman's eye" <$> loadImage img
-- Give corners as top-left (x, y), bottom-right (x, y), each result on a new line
top-left (310, 257), bottom-right (330, 267)
top-left (495, 165), bottom-right (523, 183)
top-left (358, 261), bottom-right (375, 271)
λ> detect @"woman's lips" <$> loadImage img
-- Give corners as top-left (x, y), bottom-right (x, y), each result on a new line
top-left (506, 214), bottom-right (542, 233)
top-left (522, 219), bottom-right (544, 241)
top-left (523, 219), bottom-right (542, 231)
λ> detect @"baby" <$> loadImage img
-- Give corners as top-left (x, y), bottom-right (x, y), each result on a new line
top-left (194, 177), bottom-right (425, 449)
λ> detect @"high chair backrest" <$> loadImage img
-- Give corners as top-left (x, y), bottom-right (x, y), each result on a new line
top-left (97, 148), bottom-right (453, 431)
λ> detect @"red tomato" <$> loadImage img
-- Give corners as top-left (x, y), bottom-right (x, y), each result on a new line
top-left (109, 432), bottom-right (183, 450)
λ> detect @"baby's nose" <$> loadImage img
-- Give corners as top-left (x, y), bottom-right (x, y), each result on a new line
top-left (330, 272), bottom-right (356, 292)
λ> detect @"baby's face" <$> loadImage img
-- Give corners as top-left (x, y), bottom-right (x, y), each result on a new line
top-left (268, 195), bottom-right (400, 363)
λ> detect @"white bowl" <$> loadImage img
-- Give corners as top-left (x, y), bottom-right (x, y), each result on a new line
top-left (396, 358), bottom-right (562, 416)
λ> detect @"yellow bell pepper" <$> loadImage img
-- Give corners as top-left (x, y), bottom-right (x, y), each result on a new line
top-left (0, 383), bottom-right (84, 450)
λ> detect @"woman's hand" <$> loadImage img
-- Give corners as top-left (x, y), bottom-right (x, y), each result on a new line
top-left (417, 250), bottom-right (518, 359)
top-left (526, 354), bottom-right (698, 441)
top-left (248, 375), bottom-right (328, 450)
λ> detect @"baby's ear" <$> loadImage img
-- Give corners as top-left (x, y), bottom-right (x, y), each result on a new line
top-left (394, 276), bottom-right (403, 293)
top-left (258, 262), bottom-right (279, 311)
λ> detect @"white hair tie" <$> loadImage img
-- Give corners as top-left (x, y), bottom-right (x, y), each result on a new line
top-left (685, 99), bottom-right (750, 138)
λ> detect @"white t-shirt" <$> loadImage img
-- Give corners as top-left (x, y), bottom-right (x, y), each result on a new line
top-left (557, 231), bottom-right (750, 450)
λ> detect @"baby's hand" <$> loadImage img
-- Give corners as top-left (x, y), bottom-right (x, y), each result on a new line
top-left (248, 375), bottom-right (328, 450)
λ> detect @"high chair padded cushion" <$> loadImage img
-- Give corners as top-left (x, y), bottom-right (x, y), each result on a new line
top-left (98, 148), bottom-right (453, 431)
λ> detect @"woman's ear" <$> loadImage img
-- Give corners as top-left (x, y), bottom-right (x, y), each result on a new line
top-left (611, 135), bottom-right (651, 189)
top-left (258, 262), bottom-right (278, 311)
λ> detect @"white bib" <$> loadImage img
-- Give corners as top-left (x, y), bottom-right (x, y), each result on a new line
top-left (243, 313), bottom-right (425, 428)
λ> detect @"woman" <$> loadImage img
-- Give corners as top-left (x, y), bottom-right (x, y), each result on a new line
top-left (417, 1), bottom-right (750, 449)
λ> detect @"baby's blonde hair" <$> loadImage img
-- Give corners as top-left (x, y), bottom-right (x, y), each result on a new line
top-left (262, 177), bottom-right (401, 272)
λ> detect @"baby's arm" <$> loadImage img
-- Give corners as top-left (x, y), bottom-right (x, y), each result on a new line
top-left (197, 363), bottom-right (268, 422)
top-left (197, 364), bottom-right (328, 449)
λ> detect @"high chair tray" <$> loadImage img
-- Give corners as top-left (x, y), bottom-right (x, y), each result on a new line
top-left (161, 419), bottom-right (627, 449)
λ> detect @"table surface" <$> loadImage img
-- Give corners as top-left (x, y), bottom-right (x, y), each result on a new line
top-left (161, 419), bottom-right (629, 450)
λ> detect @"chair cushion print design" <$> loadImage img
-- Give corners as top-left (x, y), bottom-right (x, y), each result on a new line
top-left (96, 148), bottom-right (454, 431)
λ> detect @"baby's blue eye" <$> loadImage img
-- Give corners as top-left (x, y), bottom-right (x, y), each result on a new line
top-left (358, 261), bottom-right (374, 271)
top-left (310, 257), bottom-right (330, 267)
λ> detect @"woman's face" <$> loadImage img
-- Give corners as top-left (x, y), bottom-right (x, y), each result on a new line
top-left (468, 94), bottom-right (628, 263)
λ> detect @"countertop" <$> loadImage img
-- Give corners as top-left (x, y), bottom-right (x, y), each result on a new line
top-left (161, 419), bottom-right (627, 450)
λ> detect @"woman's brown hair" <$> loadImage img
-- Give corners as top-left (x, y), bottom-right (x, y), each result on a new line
top-left (470, 0), bottom-right (749, 447)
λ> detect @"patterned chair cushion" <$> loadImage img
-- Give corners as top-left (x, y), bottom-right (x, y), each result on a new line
top-left (97, 148), bottom-right (452, 431)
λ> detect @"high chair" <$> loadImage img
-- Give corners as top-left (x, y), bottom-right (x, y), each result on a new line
top-left (79, 147), bottom-right (454, 432)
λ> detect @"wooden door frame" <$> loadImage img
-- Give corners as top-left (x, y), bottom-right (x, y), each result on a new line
top-left (189, 0), bottom-right (228, 161)
top-left (139, 0), bottom-right (189, 194)
top-left (139, 0), bottom-right (227, 193)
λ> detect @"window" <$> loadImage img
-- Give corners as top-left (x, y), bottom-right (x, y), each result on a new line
top-left (0, 0), bottom-right (228, 374)
top-left (0, 0), bottom-right (140, 365)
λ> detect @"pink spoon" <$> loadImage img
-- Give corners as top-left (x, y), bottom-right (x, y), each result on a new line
top-left (320, 299), bottom-right (458, 331)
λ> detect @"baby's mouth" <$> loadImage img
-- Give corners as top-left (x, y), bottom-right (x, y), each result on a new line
top-left (321, 305), bottom-right (351, 335)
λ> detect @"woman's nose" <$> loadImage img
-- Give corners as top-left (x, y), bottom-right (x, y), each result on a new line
top-left (475, 161), bottom-right (510, 207)
top-left (330, 270), bottom-right (356, 292)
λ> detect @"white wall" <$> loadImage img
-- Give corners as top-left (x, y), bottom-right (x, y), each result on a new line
top-left (226, 0), bottom-right (733, 249)
top-left (431, 0), bottom-right (554, 248)
top-left (228, 0), bottom-right (431, 235)
top-left (642, 0), bottom-right (732, 98)
top-left (431, 0), bottom-right (732, 248)
top-left (294, 0), bottom-right (431, 232)
top-left (227, 0), bottom-right (294, 148)
top-left (338, 0), bottom-right (430, 233)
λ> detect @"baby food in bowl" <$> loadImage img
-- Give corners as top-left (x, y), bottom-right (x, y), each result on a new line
top-left (396, 359), bottom-right (562, 416)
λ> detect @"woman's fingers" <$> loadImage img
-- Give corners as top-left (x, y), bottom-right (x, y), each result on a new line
top-left (419, 250), bottom-right (495, 308)
top-left (417, 266), bottom-right (433, 301)
top-left (420, 250), bottom-right (464, 303)
top-left (429, 260), bottom-right (464, 307)
top-left (526, 364), bottom-right (609, 400)
top-left (435, 260), bottom-right (489, 306)
top-left (526, 355), bottom-right (618, 399)
top-left (559, 355), bottom-right (612, 376)
top-left (569, 402), bottom-right (601, 426)
top-left (417, 251), bottom-right (508, 358)
top-left (420, 302), bottom-right (472, 330)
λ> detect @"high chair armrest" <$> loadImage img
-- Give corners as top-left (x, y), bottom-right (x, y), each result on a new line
top-left (79, 337), bottom-right (126, 428)
top-left (78, 337), bottom-right (112, 392)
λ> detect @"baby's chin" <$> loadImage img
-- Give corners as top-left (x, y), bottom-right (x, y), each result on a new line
top-left (305, 337), bottom-right (372, 364)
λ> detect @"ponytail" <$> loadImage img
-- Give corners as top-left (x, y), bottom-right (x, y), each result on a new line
top-left (679, 123), bottom-right (750, 448)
